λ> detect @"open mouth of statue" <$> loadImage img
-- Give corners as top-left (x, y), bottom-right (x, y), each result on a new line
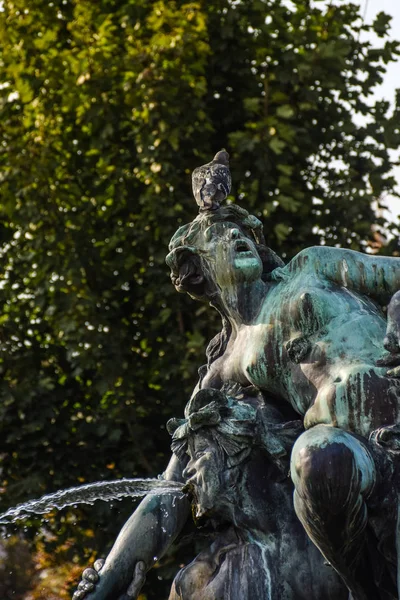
top-left (234, 240), bottom-right (253, 255)
top-left (182, 481), bottom-right (209, 523)
top-left (182, 481), bottom-right (195, 501)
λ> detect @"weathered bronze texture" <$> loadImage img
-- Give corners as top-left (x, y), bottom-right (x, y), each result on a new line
top-left (73, 153), bottom-right (400, 600)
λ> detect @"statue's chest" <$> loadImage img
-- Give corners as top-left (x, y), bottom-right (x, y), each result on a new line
top-left (218, 286), bottom-right (326, 393)
top-left (221, 321), bottom-right (288, 392)
top-left (206, 284), bottom-right (332, 394)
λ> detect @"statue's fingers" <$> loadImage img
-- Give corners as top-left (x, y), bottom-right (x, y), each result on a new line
top-left (78, 580), bottom-right (95, 593)
top-left (376, 353), bottom-right (400, 367)
top-left (82, 568), bottom-right (100, 584)
top-left (387, 365), bottom-right (400, 377)
top-left (117, 561), bottom-right (147, 599)
top-left (72, 580), bottom-right (95, 599)
top-left (94, 558), bottom-right (105, 572)
top-left (72, 559), bottom-right (105, 600)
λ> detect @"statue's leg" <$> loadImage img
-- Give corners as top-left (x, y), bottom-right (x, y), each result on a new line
top-left (291, 425), bottom-right (382, 600)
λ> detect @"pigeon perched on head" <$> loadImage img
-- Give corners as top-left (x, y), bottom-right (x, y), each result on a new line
top-left (192, 149), bottom-right (231, 212)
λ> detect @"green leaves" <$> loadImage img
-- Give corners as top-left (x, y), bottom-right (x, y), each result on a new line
top-left (276, 105), bottom-right (294, 120)
top-left (0, 0), bottom-right (399, 597)
top-left (269, 136), bottom-right (286, 155)
top-left (373, 12), bottom-right (393, 37)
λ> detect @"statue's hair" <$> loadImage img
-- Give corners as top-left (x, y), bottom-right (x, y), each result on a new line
top-left (165, 204), bottom-right (284, 296)
top-left (165, 205), bottom-right (284, 369)
top-left (168, 204), bottom-right (265, 251)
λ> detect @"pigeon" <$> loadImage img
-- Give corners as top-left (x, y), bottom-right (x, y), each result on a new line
top-left (192, 149), bottom-right (231, 212)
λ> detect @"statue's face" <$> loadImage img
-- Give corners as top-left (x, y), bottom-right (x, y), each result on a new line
top-left (199, 222), bottom-right (263, 287)
top-left (183, 432), bottom-right (225, 519)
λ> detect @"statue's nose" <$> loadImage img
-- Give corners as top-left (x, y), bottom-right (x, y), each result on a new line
top-left (230, 228), bottom-right (241, 239)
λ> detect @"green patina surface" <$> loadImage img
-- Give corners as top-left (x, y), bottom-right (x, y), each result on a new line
top-left (74, 202), bottom-right (400, 600)
top-left (169, 205), bottom-right (400, 437)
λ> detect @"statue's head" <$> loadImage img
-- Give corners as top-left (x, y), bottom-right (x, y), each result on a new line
top-left (167, 385), bottom-right (302, 523)
top-left (165, 205), bottom-right (283, 302)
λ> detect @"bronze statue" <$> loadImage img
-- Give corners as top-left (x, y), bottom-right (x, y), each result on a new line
top-left (73, 152), bottom-right (400, 600)
top-left (74, 385), bottom-right (347, 600)
top-left (167, 385), bottom-right (347, 600)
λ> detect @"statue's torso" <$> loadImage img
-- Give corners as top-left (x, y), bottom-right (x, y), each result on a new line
top-left (169, 523), bottom-right (347, 600)
top-left (204, 274), bottom-right (400, 436)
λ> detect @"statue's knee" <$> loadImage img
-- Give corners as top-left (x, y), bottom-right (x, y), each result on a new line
top-left (291, 430), bottom-right (361, 509)
top-left (292, 427), bottom-right (376, 503)
top-left (291, 444), bottom-right (314, 488)
top-left (291, 443), bottom-right (343, 496)
top-left (291, 427), bottom-right (337, 486)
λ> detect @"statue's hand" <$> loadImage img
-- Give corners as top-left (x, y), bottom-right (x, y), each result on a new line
top-left (72, 559), bottom-right (146, 600)
top-left (72, 559), bottom-right (105, 599)
top-left (376, 351), bottom-right (400, 377)
top-left (118, 561), bottom-right (147, 599)
top-left (387, 365), bottom-right (400, 378)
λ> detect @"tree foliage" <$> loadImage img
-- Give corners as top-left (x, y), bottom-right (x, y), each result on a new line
top-left (0, 0), bottom-right (399, 596)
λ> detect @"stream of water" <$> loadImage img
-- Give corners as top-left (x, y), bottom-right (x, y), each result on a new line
top-left (0, 478), bottom-right (184, 525)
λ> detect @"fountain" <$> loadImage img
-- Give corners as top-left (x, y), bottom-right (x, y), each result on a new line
top-left (4, 151), bottom-right (400, 600)
top-left (0, 479), bottom-right (183, 526)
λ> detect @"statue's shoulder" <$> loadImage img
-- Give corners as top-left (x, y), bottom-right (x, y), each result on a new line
top-left (269, 246), bottom-right (329, 282)
top-left (291, 245), bottom-right (341, 265)
top-left (271, 246), bottom-right (356, 282)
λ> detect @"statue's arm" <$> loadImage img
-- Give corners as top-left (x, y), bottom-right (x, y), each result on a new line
top-left (78, 454), bottom-right (190, 600)
top-left (277, 246), bottom-right (400, 305)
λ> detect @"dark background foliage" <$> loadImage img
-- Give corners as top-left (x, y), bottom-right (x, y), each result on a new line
top-left (0, 0), bottom-right (399, 597)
